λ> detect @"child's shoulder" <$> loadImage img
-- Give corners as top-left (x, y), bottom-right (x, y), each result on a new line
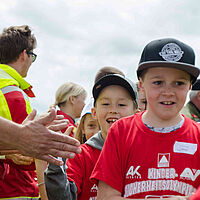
top-left (81, 143), bottom-right (98, 151)
top-left (67, 143), bottom-right (100, 166)
top-left (80, 143), bottom-right (101, 156)
top-left (109, 112), bottom-right (142, 136)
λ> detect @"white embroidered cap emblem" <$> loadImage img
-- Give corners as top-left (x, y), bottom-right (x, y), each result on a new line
top-left (159, 43), bottom-right (184, 62)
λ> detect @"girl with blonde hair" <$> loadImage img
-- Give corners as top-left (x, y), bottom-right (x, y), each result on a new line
top-left (51, 81), bottom-right (87, 137)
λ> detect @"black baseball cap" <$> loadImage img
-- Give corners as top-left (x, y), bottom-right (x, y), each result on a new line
top-left (192, 79), bottom-right (200, 90)
top-left (137, 38), bottom-right (200, 83)
top-left (92, 74), bottom-right (138, 106)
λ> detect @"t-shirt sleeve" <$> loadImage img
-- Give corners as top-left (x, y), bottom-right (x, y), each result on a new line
top-left (66, 147), bottom-right (86, 194)
top-left (91, 121), bottom-right (124, 194)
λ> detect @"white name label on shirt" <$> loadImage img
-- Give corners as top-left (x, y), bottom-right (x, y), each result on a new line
top-left (173, 141), bottom-right (197, 155)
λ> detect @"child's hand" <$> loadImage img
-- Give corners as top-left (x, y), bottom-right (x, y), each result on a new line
top-left (6, 154), bottom-right (34, 165)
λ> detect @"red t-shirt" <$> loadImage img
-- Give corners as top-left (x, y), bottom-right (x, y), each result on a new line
top-left (66, 143), bottom-right (101, 199)
top-left (57, 110), bottom-right (76, 137)
top-left (0, 88), bottom-right (39, 198)
top-left (91, 113), bottom-right (200, 199)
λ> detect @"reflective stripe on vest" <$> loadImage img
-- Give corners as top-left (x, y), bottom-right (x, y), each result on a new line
top-left (0, 68), bottom-right (13, 79)
top-left (1, 86), bottom-right (29, 101)
top-left (0, 86), bottom-right (32, 120)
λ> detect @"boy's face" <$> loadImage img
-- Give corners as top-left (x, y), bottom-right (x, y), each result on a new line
top-left (139, 67), bottom-right (191, 124)
top-left (92, 85), bottom-right (136, 140)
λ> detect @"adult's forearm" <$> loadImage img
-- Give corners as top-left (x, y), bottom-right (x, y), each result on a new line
top-left (0, 110), bottom-right (81, 166)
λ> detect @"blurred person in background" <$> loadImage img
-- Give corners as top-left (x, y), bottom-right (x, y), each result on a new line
top-left (50, 81), bottom-right (87, 137)
top-left (136, 82), bottom-right (147, 112)
top-left (75, 98), bottom-right (100, 144)
top-left (181, 79), bottom-right (200, 121)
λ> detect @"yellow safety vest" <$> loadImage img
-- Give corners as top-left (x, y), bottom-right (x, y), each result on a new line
top-left (0, 64), bottom-right (34, 120)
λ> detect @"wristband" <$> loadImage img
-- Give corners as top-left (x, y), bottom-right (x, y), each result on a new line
top-left (37, 182), bottom-right (45, 187)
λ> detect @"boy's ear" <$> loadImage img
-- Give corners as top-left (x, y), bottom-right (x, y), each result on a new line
top-left (138, 77), bottom-right (145, 92)
top-left (189, 82), bottom-right (192, 90)
top-left (91, 107), bottom-right (97, 120)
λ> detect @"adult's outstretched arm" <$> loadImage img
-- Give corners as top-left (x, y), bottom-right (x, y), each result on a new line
top-left (0, 109), bottom-right (81, 166)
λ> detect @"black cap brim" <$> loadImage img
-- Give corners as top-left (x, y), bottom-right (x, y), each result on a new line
top-left (137, 61), bottom-right (200, 83)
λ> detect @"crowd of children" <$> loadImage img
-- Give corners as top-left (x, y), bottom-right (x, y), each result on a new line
top-left (0, 25), bottom-right (200, 200)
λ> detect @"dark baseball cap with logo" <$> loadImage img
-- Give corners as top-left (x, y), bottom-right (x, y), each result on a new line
top-left (92, 74), bottom-right (138, 106)
top-left (137, 38), bottom-right (200, 83)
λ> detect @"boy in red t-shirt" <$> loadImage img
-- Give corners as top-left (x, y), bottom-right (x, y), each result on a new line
top-left (44, 73), bottom-right (138, 200)
top-left (91, 38), bottom-right (200, 200)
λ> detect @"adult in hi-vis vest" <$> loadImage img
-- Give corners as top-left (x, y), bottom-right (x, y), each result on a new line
top-left (0, 25), bottom-right (39, 200)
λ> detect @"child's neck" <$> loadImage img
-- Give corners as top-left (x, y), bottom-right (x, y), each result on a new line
top-left (142, 111), bottom-right (184, 128)
top-left (101, 131), bottom-right (107, 141)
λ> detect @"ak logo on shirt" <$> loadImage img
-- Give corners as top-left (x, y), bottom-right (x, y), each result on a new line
top-left (126, 166), bottom-right (141, 179)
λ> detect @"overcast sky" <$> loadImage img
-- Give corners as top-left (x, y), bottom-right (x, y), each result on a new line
top-left (1, 0), bottom-right (200, 113)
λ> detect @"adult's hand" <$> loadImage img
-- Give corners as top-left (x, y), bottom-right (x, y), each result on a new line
top-left (14, 109), bottom-right (81, 166)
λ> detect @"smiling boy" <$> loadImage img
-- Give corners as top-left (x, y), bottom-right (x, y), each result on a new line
top-left (91, 38), bottom-right (200, 199)
top-left (45, 73), bottom-right (138, 200)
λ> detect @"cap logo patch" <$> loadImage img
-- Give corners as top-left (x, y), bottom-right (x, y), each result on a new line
top-left (159, 43), bottom-right (184, 62)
